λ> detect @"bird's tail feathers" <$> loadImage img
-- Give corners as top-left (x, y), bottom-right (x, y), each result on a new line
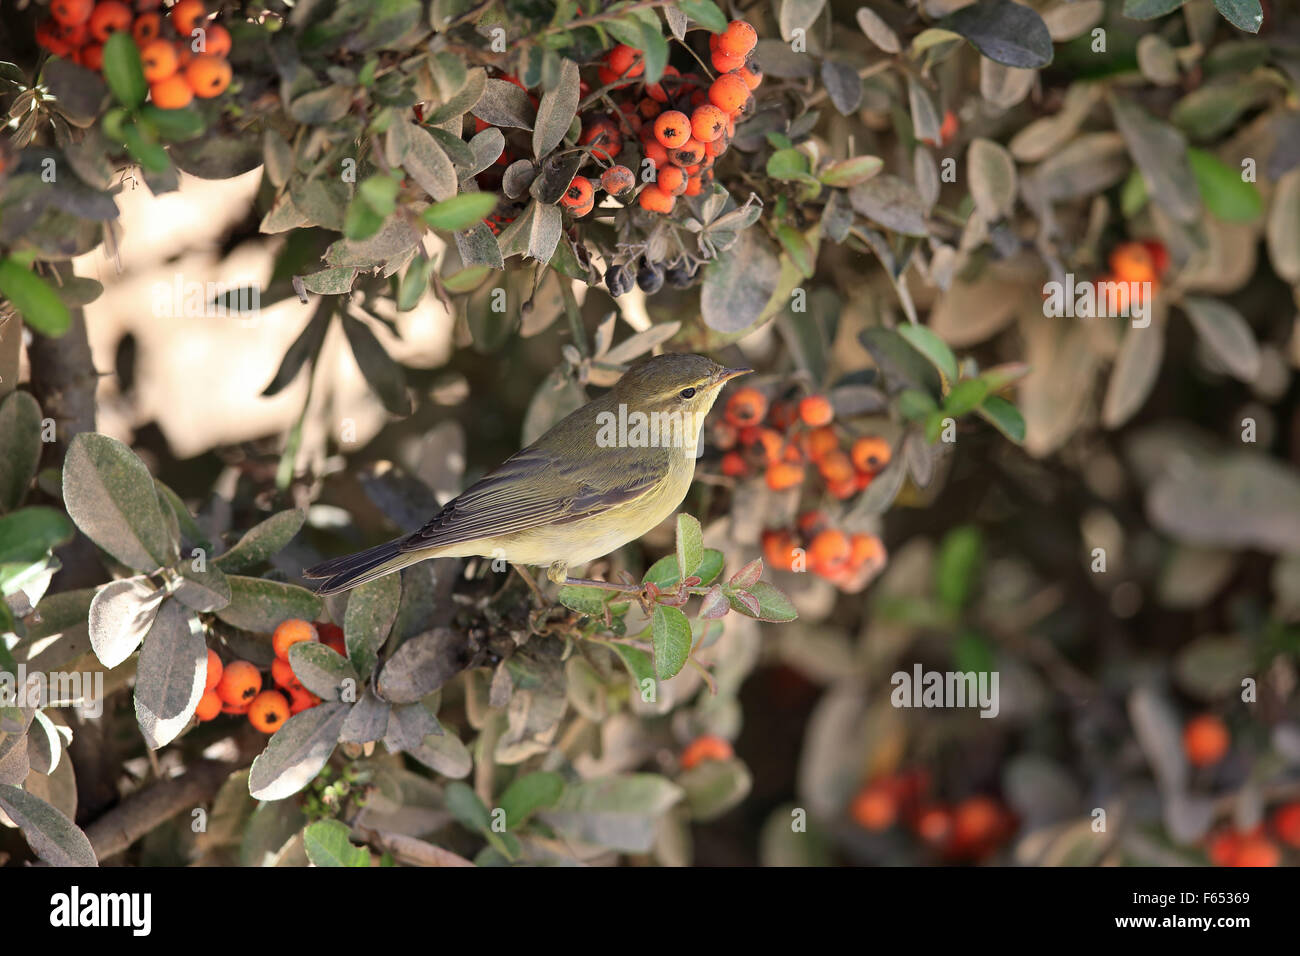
top-left (302, 538), bottom-right (420, 594)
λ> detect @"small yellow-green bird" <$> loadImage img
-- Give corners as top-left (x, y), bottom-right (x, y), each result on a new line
top-left (303, 353), bottom-right (750, 594)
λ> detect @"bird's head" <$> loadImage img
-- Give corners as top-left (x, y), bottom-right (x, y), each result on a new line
top-left (613, 353), bottom-right (751, 417)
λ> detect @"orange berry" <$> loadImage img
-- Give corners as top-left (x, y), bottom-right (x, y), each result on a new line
top-left (1230, 835), bottom-right (1280, 867)
top-left (1183, 714), bottom-right (1229, 767)
top-left (289, 688), bottom-right (321, 715)
top-left (79, 42), bottom-right (104, 69)
top-left (711, 50), bottom-right (744, 73)
top-left (720, 450), bottom-right (748, 477)
top-left (851, 784), bottom-right (897, 830)
top-left (755, 427), bottom-right (784, 463)
top-left (708, 72), bottom-right (750, 115)
top-left (725, 387), bottom-right (767, 427)
top-left (214, 659), bottom-right (261, 707)
top-left (657, 164), bottom-right (686, 196)
top-left (247, 689), bottom-right (290, 734)
top-left (1109, 241), bottom-right (1158, 284)
top-left (818, 449), bottom-right (854, 485)
top-left (195, 689), bottom-right (221, 721)
top-left (184, 53), bottom-right (231, 98)
top-left (139, 38), bottom-right (177, 82)
top-left (316, 621), bottom-right (346, 657)
top-left (850, 436), bottom-right (891, 473)
top-left (580, 117), bottom-right (621, 162)
top-left (848, 533), bottom-right (885, 570)
top-left (571, 194), bottom-right (595, 217)
top-left (761, 528), bottom-right (798, 571)
top-left (600, 164), bottom-right (636, 196)
top-left (271, 657), bottom-right (303, 692)
top-left (680, 734), bottom-right (733, 770)
top-left (950, 796), bottom-right (1006, 850)
top-left (684, 175), bottom-right (703, 196)
top-left (1207, 829), bottom-right (1242, 867)
top-left (643, 138), bottom-right (669, 168)
top-left (804, 425), bottom-right (838, 462)
top-left (170, 0), bottom-right (206, 38)
top-left (198, 22), bottom-right (230, 57)
top-left (1142, 239), bottom-right (1170, 274)
top-left (797, 510), bottom-right (827, 536)
top-left (35, 20), bottom-right (70, 55)
top-left (272, 619), bottom-right (317, 661)
top-left (150, 72), bottom-right (193, 109)
top-left (605, 43), bottom-right (644, 78)
top-left (738, 63), bottom-right (762, 91)
top-left (132, 11), bottom-right (161, 44)
top-left (88, 1), bottom-right (132, 41)
top-left (637, 184), bottom-right (675, 213)
top-left (653, 110), bottom-right (691, 149)
top-left (799, 394), bottom-right (834, 426)
top-left (826, 476), bottom-right (858, 500)
top-left (914, 805), bottom-right (953, 844)
top-left (809, 529), bottom-right (850, 573)
top-left (1273, 802), bottom-right (1300, 848)
top-left (220, 700), bottom-right (250, 715)
top-left (561, 174), bottom-right (594, 209)
top-left (54, 18), bottom-right (88, 45)
top-left (765, 461), bottom-right (804, 491)
top-left (690, 104), bottom-right (727, 143)
top-left (718, 20), bottom-right (758, 58)
top-left (926, 109), bottom-right (958, 147)
top-left (51, 0), bottom-right (94, 25)
top-left (670, 138), bottom-right (705, 167)
top-left (204, 648), bottom-right (223, 691)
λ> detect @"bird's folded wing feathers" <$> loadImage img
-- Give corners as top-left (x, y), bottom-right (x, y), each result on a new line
top-left (397, 445), bottom-right (664, 553)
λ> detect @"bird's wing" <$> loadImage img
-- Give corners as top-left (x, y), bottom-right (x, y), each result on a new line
top-left (397, 443), bottom-right (666, 553)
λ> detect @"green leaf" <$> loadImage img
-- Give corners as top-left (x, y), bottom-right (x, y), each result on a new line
top-left (728, 581), bottom-right (798, 622)
top-left (140, 104), bottom-right (205, 141)
top-left (936, 525), bottom-right (982, 612)
top-left (644, 548), bottom-right (724, 588)
top-left (1213, 0), bottom-right (1263, 33)
top-left (557, 585), bottom-right (612, 615)
top-left (0, 259), bottom-right (71, 337)
top-left (214, 510), bottom-right (306, 572)
top-left (651, 604), bottom-right (692, 680)
top-left (679, 0), bottom-right (728, 32)
top-left (1181, 296), bottom-right (1261, 383)
top-left (0, 391), bottom-right (43, 513)
top-left (977, 395), bottom-right (1026, 444)
top-left (63, 432), bottom-right (176, 572)
top-left (898, 388), bottom-right (939, 421)
top-left (343, 572), bottom-right (400, 680)
top-left (775, 225), bottom-right (815, 278)
top-left (101, 32), bottom-right (147, 108)
top-left (0, 507), bottom-right (74, 568)
top-left (215, 576), bottom-right (323, 633)
top-left (767, 148), bottom-right (812, 182)
top-left (1122, 0), bottom-right (1187, 19)
top-left (1187, 147), bottom-right (1262, 223)
top-left (532, 59), bottom-right (580, 158)
top-left (304, 819), bottom-right (370, 866)
top-left (675, 514), bottom-right (704, 581)
top-left (444, 780), bottom-right (493, 832)
top-left (423, 192), bottom-right (498, 232)
top-left (897, 324), bottom-right (958, 385)
top-left (289, 641), bottom-right (360, 702)
top-left (133, 598), bottom-right (205, 749)
top-left (248, 702), bottom-right (347, 800)
top-left (819, 155), bottom-right (884, 188)
top-left (941, 0), bottom-right (1054, 69)
top-left (498, 771), bottom-right (565, 828)
top-left (943, 379), bottom-right (990, 418)
top-left (611, 642), bottom-right (656, 690)
top-left (0, 784), bottom-right (98, 867)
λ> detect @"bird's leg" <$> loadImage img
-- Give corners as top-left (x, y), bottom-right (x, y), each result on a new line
top-left (546, 561), bottom-right (569, 585)
top-left (512, 564), bottom-right (547, 607)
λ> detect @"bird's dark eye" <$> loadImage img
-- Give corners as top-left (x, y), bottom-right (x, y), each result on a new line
top-left (679, 387), bottom-right (696, 399)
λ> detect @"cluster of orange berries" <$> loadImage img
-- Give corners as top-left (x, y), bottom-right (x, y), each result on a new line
top-left (1098, 239), bottom-right (1169, 309)
top-left (36, 0), bottom-right (232, 110)
top-left (850, 770), bottom-right (1016, 862)
top-left (584, 20), bottom-right (760, 217)
top-left (718, 387), bottom-right (891, 499)
top-left (762, 511), bottom-right (885, 592)
top-left (195, 619), bottom-right (343, 733)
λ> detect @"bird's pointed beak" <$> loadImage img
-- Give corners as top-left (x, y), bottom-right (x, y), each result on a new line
top-left (715, 366), bottom-right (753, 384)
